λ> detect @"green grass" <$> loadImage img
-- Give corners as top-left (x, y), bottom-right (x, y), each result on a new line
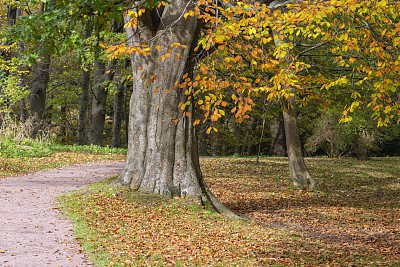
top-left (0, 138), bottom-right (52, 158)
top-left (47, 144), bottom-right (127, 155)
top-left (0, 139), bottom-right (126, 178)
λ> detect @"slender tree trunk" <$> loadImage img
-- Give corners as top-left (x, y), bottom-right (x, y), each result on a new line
top-left (77, 21), bottom-right (92, 145)
top-left (271, 19), bottom-right (319, 188)
top-left (210, 130), bottom-right (220, 156)
top-left (283, 97), bottom-right (319, 188)
top-left (117, 0), bottom-right (239, 219)
top-left (77, 67), bottom-right (91, 145)
top-left (247, 120), bottom-right (256, 155)
top-left (16, 8), bottom-right (27, 124)
top-left (124, 82), bottom-right (129, 147)
top-left (59, 103), bottom-right (67, 140)
top-left (88, 60), bottom-right (117, 145)
top-left (20, 98), bottom-right (27, 123)
top-left (19, 45), bottom-right (27, 123)
top-left (270, 118), bottom-right (286, 156)
top-left (6, 5), bottom-right (17, 30)
top-left (234, 123), bottom-right (241, 155)
top-left (29, 55), bottom-right (50, 138)
top-left (112, 76), bottom-right (125, 148)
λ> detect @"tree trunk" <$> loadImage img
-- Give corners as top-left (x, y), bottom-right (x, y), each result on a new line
top-left (283, 97), bottom-right (319, 188)
top-left (77, 21), bottom-right (92, 145)
top-left (116, 0), bottom-right (239, 219)
top-left (197, 123), bottom-right (209, 156)
top-left (19, 44), bottom-right (27, 123)
top-left (210, 130), bottom-right (220, 156)
top-left (59, 103), bottom-right (67, 140)
top-left (17, 9), bottom-right (27, 124)
top-left (29, 55), bottom-right (50, 138)
top-left (247, 120), bottom-right (256, 155)
top-left (112, 76), bottom-right (125, 148)
top-left (6, 5), bottom-right (17, 28)
top-left (44, 93), bottom-right (53, 125)
top-left (124, 81), bottom-right (129, 147)
top-left (270, 118), bottom-right (286, 156)
top-left (234, 123), bottom-right (241, 155)
top-left (271, 19), bottom-right (319, 188)
top-left (77, 66), bottom-right (91, 145)
top-left (20, 98), bottom-right (27, 123)
top-left (88, 60), bottom-right (117, 146)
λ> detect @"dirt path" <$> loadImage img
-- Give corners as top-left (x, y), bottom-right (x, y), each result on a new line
top-left (0, 161), bottom-right (125, 267)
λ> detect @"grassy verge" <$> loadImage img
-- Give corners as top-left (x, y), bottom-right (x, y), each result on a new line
top-left (0, 142), bottom-right (126, 178)
top-left (58, 157), bottom-right (400, 266)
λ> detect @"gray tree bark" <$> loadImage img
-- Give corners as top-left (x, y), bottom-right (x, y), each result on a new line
top-left (88, 59), bottom-right (117, 146)
top-left (112, 76), bottom-right (125, 148)
top-left (116, 0), bottom-right (239, 219)
top-left (270, 118), bottom-right (286, 156)
top-left (19, 38), bottom-right (27, 123)
top-left (234, 123), bottom-right (242, 155)
top-left (29, 55), bottom-right (50, 138)
top-left (283, 97), bottom-right (319, 188)
top-left (197, 124), bottom-right (209, 156)
top-left (246, 120), bottom-right (256, 155)
top-left (77, 67), bottom-right (91, 145)
top-left (20, 98), bottom-right (27, 123)
top-left (124, 82), bottom-right (129, 147)
top-left (210, 130), bottom-right (220, 156)
top-left (59, 103), bottom-right (67, 140)
top-left (269, 7), bottom-right (319, 188)
top-left (77, 21), bottom-right (92, 145)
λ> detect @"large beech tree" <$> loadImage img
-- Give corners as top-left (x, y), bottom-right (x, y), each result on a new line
top-left (115, 0), bottom-right (240, 218)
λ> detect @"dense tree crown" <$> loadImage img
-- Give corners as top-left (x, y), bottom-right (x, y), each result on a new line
top-left (107, 0), bottom-right (400, 129)
top-left (0, 0), bottom-right (399, 156)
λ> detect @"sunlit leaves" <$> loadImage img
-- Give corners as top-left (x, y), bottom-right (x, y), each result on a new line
top-left (106, 0), bottom-right (400, 128)
top-left (190, 0), bottom-right (400, 128)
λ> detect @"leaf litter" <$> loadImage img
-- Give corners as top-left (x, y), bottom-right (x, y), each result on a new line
top-left (59, 157), bottom-right (400, 266)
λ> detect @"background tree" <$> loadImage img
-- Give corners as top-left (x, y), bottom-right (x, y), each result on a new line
top-left (77, 21), bottom-right (93, 145)
top-left (184, 0), bottom-right (400, 187)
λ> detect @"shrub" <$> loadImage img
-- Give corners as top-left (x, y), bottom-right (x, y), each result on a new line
top-left (0, 118), bottom-right (53, 158)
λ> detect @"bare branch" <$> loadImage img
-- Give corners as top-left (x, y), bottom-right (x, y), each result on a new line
top-left (294, 41), bottom-right (331, 61)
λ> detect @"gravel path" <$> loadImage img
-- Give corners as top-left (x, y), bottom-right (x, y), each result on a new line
top-left (0, 161), bottom-right (125, 267)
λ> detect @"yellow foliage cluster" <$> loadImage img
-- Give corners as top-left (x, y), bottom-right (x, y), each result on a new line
top-left (107, 0), bottom-right (400, 129)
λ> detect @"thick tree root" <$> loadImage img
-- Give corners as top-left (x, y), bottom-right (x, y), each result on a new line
top-left (202, 185), bottom-right (244, 220)
top-left (111, 178), bottom-right (244, 220)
